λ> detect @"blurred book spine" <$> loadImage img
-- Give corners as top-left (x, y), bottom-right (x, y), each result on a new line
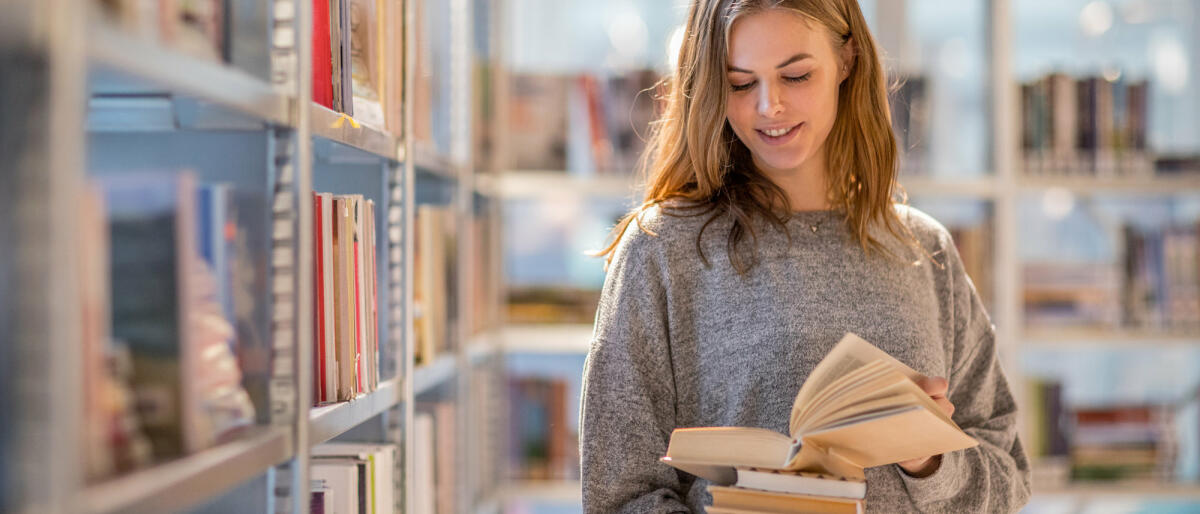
top-left (414, 205), bottom-right (456, 366)
top-left (507, 377), bottom-right (577, 481)
top-left (1024, 220), bottom-right (1200, 334)
top-left (1019, 73), bottom-right (1167, 177)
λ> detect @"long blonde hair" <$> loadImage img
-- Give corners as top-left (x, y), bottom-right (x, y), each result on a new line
top-left (598, 0), bottom-right (910, 273)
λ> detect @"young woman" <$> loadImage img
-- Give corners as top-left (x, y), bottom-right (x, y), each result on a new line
top-left (580, 0), bottom-right (1031, 512)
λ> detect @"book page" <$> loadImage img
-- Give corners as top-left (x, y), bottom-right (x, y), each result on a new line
top-left (802, 408), bottom-right (978, 468)
top-left (792, 360), bottom-right (889, 431)
top-left (802, 394), bottom-right (920, 433)
top-left (799, 369), bottom-right (913, 432)
top-left (790, 333), bottom-right (923, 435)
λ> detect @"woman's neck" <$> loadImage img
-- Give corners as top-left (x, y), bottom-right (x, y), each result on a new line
top-left (752, 150), bottom-right (832, 212)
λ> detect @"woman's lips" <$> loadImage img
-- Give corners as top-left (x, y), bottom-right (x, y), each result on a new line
top-left (756, 123), bottom-right (801, 145)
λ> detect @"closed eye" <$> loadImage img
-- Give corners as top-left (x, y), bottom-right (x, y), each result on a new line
top-left (785, 72), bottom-right (812, 83)
top-left (730, 80), bottom-right (756, 92)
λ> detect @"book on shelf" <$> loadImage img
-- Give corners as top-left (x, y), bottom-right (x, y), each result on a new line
top-left (661, 333), bottom-right (977, 485)
top-left (508, 376), bottom-right (577, 480)
top-left (1024, 378), bottom-right (1069, 461)
top-left (313, 192), bottom-right (380, 405)
top-left (310, 479), bottom-right (332, 514)
top-left (312, 0), bottom-right (335, 109)
top-left (97, 172), bottom-right (257, 474)
top-left (506, 286), bottom-right (601, 325)
top-left (413, 403), bottom-right (457, 514)
top-left (1023, 261), bottom-right (1121, 329)
top-left (311, 457), bottom-right (363, 514)
top-left (1020, 72), bottom-right (1155, 177)
top-left (1069, 405), bottom-right (1177, 482)
top-left (946, 222), bottom-right (993, 312)
top-left (347, 0), bottom-right (385, 128)
top-left (312, 443), bottom-right (396, 514)
top-left (507, 71), bottom-right (662, 176)
top-left (413, 412), bottom-right (436, 514)
top-left (414, 205), bottom-right (455, 366)
top-left (1023, 219), bottom-right (1200, 334)
top-left (468, 211), bottom-right (498, 335)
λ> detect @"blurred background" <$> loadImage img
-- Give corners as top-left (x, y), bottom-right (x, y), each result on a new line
top-left (3, 0), bottom-right (1199, 513)
top-left (497, 1), bottom-right (1200, 513)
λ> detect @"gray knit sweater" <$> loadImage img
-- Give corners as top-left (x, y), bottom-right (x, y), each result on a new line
top-left (579, 203), bottom-right (1032, 513)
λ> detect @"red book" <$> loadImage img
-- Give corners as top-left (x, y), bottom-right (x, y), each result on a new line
top-left (314, 193), bottom-right (328, 404)
top-left (312, 0), bottom-right (334, 108)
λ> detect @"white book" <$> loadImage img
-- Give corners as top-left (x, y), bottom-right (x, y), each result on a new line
top-left (414, 413), bottom-right (436, 514)
top-left (735, 467), bottom-right (865, 499)
top-left (313, 443), bottom-right (396, 514)
top-left (364, 200), bottom-right (378, 390)
top-left (320, 193), bottom-right (337, 402)
top-left (312, 459), bottom-right (360, 514)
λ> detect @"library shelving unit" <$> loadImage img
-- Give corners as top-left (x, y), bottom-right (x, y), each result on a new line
top-left (495, 0), bottom-right (1200, 511)
top-left (1, 0), bottom-right (506, 513)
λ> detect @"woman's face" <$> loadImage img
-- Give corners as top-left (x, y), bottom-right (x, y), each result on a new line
top-left (725, 9), bottom-right (848, 177)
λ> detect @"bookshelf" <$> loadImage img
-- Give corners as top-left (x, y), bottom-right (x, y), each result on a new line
top-left (2, 1), bottom-right (506, 514)
top-left (494, 0), bottom-right (1200, 511)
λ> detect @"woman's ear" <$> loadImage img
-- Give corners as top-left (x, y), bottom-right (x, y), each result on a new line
top-left (838, 36), bottom-right (856, 83)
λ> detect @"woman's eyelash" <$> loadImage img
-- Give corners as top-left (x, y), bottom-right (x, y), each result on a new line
top-left (729, 73), bottom-right (811, 92)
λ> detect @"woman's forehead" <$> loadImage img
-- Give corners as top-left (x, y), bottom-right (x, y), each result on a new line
top-left (727, 10), bottom-right (831, 68)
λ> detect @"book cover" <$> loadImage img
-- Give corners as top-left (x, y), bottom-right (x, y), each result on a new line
top-left (333, 196), bottom-right (357, 400)
top-left (320, 193), bottom-right (337, 402)
top-left (312, 0), bottom-right (334, 108)
top-left (348, 0), bottom-right (385, 127)
top-left (104, 172), bottom-right (205, 458)
top-left (313, 192), bottom-right (325, 404)
top-left (351, 196), bottom-right (366, 393)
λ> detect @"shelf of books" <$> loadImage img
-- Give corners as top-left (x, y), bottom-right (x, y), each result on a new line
top-left (3, 0), bottom-right (506, 513)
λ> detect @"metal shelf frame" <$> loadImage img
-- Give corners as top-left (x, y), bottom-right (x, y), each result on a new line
top-left (78, 428), bottom-right (292, 514)
top-left (3, 0), bottom-right (504, 513)
top-left (88, 22), bottom-right (292, 127)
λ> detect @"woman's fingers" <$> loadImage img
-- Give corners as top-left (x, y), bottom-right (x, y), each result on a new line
top-left (915, 375), bottom-right (949, 397)
top-left (914, 375), bottom-right (954, 417)
top-left (933, 396), bottom-right (955, 418)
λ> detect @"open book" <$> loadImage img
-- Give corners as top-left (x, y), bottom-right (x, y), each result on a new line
top-left (660, 333), bottom-right (978, 483)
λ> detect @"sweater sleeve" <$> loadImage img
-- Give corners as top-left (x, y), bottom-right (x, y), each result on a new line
top-left (580, 226), bottom-right (691, 513)
top-left (895, 233), bottom-right (1033, 512)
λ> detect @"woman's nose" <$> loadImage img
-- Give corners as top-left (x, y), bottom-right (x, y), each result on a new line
top-left (757, 82), bottom-right (783, 118)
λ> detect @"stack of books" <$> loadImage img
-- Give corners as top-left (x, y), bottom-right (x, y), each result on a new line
top-left (706, 468), bottom-right (865, 513)
top-left (661, 334), bottom-right (978, 513)
top-left (312, 192), bottom-right (380, 405)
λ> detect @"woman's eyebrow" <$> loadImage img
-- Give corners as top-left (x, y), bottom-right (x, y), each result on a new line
top-left (727, 52), bottom-right (814, 73)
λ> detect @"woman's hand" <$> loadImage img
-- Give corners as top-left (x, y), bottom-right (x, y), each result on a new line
top-left (897, 376), bottom-right (955, 478)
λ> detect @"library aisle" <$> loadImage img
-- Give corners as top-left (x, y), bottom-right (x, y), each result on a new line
top-left (2, 0), bottom-right (506, 513)
top-left (497, 1), bottom-right (1200, 514)
top-left (2, 1), bottom-right (1198, 514)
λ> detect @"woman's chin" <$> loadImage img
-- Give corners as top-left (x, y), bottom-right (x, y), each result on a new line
top-left (752, 153), bottom-right (808, 174)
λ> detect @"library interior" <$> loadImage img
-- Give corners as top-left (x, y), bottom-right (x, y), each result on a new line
top-left (2, 0), bottom-right (1199, 513)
